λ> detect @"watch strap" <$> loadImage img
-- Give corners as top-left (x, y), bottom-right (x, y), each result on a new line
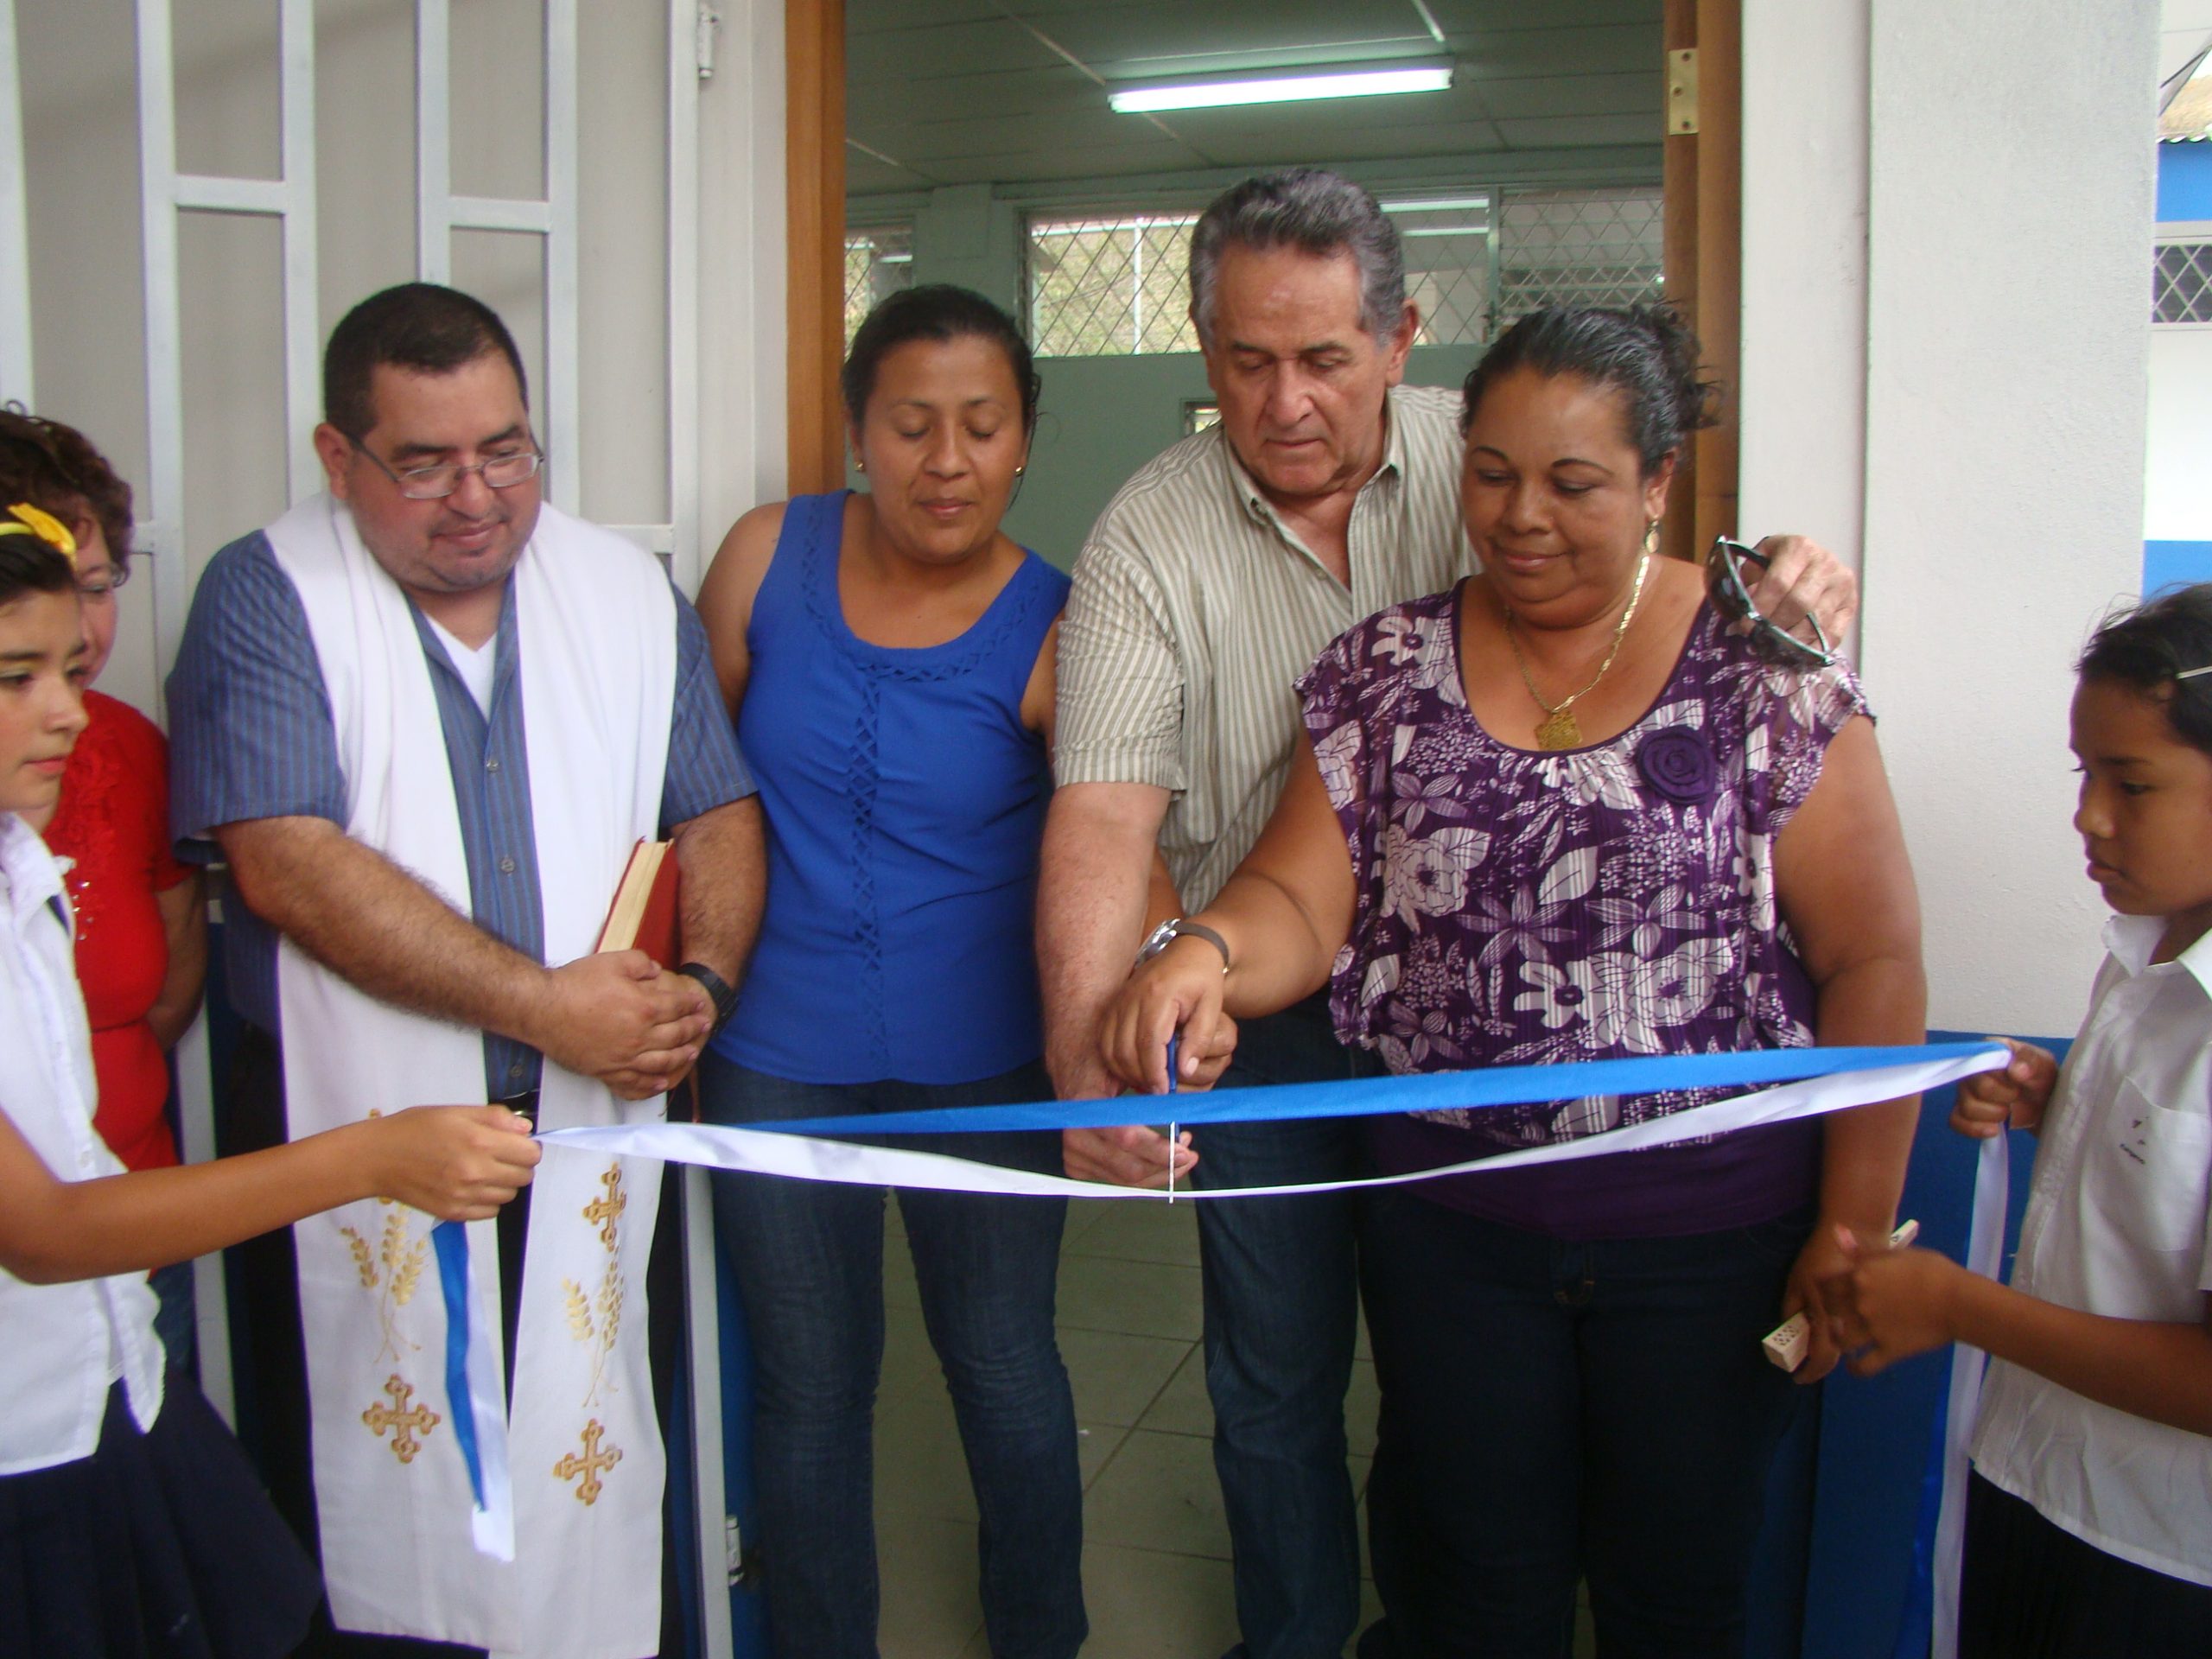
top-left (1169, 920), bottom-right (1230, 972)
top-left (676, 961), bottom-right (739, 1033)
top-left (1139, 918), bottom-right (1230, 975)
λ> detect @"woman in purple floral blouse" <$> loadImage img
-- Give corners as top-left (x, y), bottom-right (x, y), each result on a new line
top-left (1099, 305), bottom-right (1924, 1655)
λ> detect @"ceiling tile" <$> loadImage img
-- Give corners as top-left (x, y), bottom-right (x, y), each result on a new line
top-left (1420, 0), bottom-right (1659, 29)
top-left (1492, 112), bottom-right (1664, 149)
top-left (869, 107), bottom-right (1141, 164)
top-left (1467, 71), bottom-right (1662, 121)
top-left (1195, 123), bottom-right (1511, 170)
top-left (1446, 22), bottom-right (1659, 78)
top-left (848, 0), bottom-right (1012, 30)
top-left (845, 149), bottom-right (939, 194)
top-left (919, 138), bottom-right (1216, 187)
top-left (846, 18), bottom-right (1063, 85)
top-left (843, 0), bottom-right (1663, 198)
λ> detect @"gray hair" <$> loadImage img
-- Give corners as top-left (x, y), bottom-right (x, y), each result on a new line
top-left (1188, 168), bottom-right (1408, 349)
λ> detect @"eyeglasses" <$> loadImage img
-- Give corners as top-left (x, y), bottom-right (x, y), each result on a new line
top-left (348, 435), bottom-right (545, 500)
top-left (1707, 537), bottom-right (1834, 669)
top-left (77, 563), bottom-right (130, 598)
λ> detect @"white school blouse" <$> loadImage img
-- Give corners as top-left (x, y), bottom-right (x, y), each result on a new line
top-left (1969, 915), bottom-right (2212, 1586)
top-left (0, 812), bottom-right (164, 1475)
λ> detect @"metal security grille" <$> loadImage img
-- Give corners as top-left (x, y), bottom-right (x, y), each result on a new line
top-left (1025, 185), bottom-right (1659, 358)
top-left (1389, 195), bottom-right (1494, 347)
top-left (845, 223), bottom-right (914, 346)
top-left (2155, 238), bottom-right (2212, 323)
top-left (1496, 185), bottom-right (1663, 323)
top-left (1028, 212), bottom-right (1201, 356)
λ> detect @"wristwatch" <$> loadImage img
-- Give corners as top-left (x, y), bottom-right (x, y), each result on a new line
top-left (1135, 918), bottom-right (1230, 976)
top-left (676, 961), bottom-right (739, 1034)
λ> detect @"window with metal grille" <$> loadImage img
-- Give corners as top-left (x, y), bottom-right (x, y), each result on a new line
top-left (1022, 183), bottom-right (1662, 358)
top-left (845, 224), bottom-right (915, 348)
top-left (1496, 186), bottom-right (1664, 323)
top-left (1027, 213), bottom-right (1201, 356)
top-left (2155, 238), bottom-right (2212, 324)
top-left (1388, 195), bottom-right (1494, 347)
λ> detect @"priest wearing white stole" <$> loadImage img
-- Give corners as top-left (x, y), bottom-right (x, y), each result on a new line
top-left (168, 283), bottom-right (764, 1659)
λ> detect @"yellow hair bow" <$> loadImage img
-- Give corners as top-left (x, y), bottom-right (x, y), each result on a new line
top-left (0, 501), bottom-right (77, 563)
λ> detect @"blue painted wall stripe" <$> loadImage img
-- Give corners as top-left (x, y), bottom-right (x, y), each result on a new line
top-left (2158, 141), bottom-right (2212, 223)
top-left (2145, 540), bottom-right (2212, 594)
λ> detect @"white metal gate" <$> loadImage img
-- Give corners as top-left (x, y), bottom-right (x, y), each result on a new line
top-left (0, 7), bottom-right (739, 1650)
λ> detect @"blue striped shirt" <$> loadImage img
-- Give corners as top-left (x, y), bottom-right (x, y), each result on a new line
top-left (168, 530), bottom-right (753, 1097)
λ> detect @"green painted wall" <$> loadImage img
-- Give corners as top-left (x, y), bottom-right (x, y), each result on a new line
top-left (1002, 343), bottom-right (1487, 571)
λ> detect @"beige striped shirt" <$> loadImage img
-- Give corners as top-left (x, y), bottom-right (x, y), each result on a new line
top-left (1056, 383), bottom-right (1473, 910)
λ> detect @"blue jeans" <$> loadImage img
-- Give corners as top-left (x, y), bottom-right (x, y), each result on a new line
top-left (699, 1052), bottom-right (1085, 1659)
top-left (1192, 993), bottom-right (1379, 1659)
top-left (1357, 1192), bottom-right (1811, 1659)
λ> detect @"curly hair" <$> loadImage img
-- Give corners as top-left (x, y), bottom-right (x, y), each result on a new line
top-left (0, 407), bottom-right (135, 569)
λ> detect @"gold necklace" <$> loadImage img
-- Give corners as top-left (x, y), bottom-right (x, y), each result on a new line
top-left (1503, 548), bottom-right (1653, 750)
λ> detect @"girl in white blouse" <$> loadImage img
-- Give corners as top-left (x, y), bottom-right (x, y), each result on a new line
top-left (0, 520), bottom-right (540, 1655)
top-left (1827, 585), bottom-right (2212, 1656)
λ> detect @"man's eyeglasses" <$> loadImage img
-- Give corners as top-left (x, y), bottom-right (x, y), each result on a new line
top-left (1707, 537), bottom-right (1834, 669)
top-left (349, 435), bottom-right (546, 500)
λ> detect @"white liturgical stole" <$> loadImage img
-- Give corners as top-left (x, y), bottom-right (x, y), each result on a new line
top-left (266, 492), bottom-right (674, 1658)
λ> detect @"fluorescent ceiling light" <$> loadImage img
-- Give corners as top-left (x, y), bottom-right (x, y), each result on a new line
top-left (1109, 65), bottom-right (1452, 115)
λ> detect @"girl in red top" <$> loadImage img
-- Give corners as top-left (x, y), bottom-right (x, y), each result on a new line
top-left (0, 410), bottom-right (207, 1366)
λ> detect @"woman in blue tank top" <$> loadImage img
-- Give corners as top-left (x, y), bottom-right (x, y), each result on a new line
top-left (691, 288), bottom-right (1082, 1659)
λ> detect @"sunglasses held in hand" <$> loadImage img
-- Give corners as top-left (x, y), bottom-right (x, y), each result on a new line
top-left (1706, 537), bottom-right (1836, 669)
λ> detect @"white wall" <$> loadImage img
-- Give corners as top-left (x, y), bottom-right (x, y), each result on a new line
top-left (2147, 327), bottom-right (2212, 542)
top-left (11, 1), bottom-right (785, 717)
top-left (1741, 0), bottom-right (2158, 1038)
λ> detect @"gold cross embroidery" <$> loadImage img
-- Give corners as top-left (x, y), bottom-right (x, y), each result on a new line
top-left (554, 1418), bottom-right (622, 1506)
top-left (362, 1373), bottom-right (441, 1464)
top-left (582, 1163), bottom-right (626, 1250)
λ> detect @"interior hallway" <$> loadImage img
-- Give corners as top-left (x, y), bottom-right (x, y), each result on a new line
top-left (869, 1194), bottom-right (1599, 1657)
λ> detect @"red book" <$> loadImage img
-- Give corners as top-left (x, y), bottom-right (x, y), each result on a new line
top-left (595, 840), bottom-right (679, 969)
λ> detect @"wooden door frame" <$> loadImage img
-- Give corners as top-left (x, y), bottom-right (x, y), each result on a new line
top-left (1662, 0), bottom-right (1742, 565)
top-left (784, 2), bottom-right (1741, 525)
top-left (787, 0), bottom-right (846, 494)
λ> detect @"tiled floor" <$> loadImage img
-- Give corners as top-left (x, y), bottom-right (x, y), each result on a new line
top-left (869, 1194), bottom-right (1596, 1658)
top-left (870, 1196), bottom-right (1377, 1659)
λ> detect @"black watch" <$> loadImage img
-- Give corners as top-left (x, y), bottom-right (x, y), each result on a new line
top-left (1135, 918), bottom-right (1231, 975)
top-left (677, 961), bottom-right (739, 1033)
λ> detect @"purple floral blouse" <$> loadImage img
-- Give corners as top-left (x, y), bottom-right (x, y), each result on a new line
top-left (1296, 585), bottom-right (1872, 1238)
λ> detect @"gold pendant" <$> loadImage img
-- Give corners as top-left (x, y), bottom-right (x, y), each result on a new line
top-left (1535, 708), bottom-right (1582, 750)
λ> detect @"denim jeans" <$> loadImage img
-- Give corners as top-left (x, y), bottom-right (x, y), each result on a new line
top-left (1357, 1191), bottom-right (1811, 1659)
top-left (1192, 992), bottom-right (1379, 1659)
top-left (699, 1052), bottom-right (1085, 1659)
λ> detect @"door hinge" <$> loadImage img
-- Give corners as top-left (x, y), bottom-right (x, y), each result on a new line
top-left (1668, 48), bottom-right (1699, 136)
top-left (696, 3), bottom-right (721, 81)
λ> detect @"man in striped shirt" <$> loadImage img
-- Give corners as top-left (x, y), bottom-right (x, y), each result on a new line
top-left (1038, 169), bottom-right (1855, 1659)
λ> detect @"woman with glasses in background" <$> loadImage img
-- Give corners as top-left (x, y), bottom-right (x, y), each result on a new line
top-left (0, 410), bottom-right (206, 1372)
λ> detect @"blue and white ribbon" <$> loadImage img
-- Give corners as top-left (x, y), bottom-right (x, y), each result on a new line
top-left (538, 1040), bottom-right (2008, 1198)
top-left (438, 1040), bottom-right (2009, 1554)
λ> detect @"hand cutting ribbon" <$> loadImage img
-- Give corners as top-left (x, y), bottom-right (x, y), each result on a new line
top-left (435, 1040), bottom-right (2011, 1552)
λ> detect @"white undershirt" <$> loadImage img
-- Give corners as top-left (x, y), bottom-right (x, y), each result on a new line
top-left (424, 615), bottom-right (498, 718)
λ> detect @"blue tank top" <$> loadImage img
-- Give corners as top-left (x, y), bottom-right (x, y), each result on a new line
top-left (713, 492), bottom-right (1071, 1084)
